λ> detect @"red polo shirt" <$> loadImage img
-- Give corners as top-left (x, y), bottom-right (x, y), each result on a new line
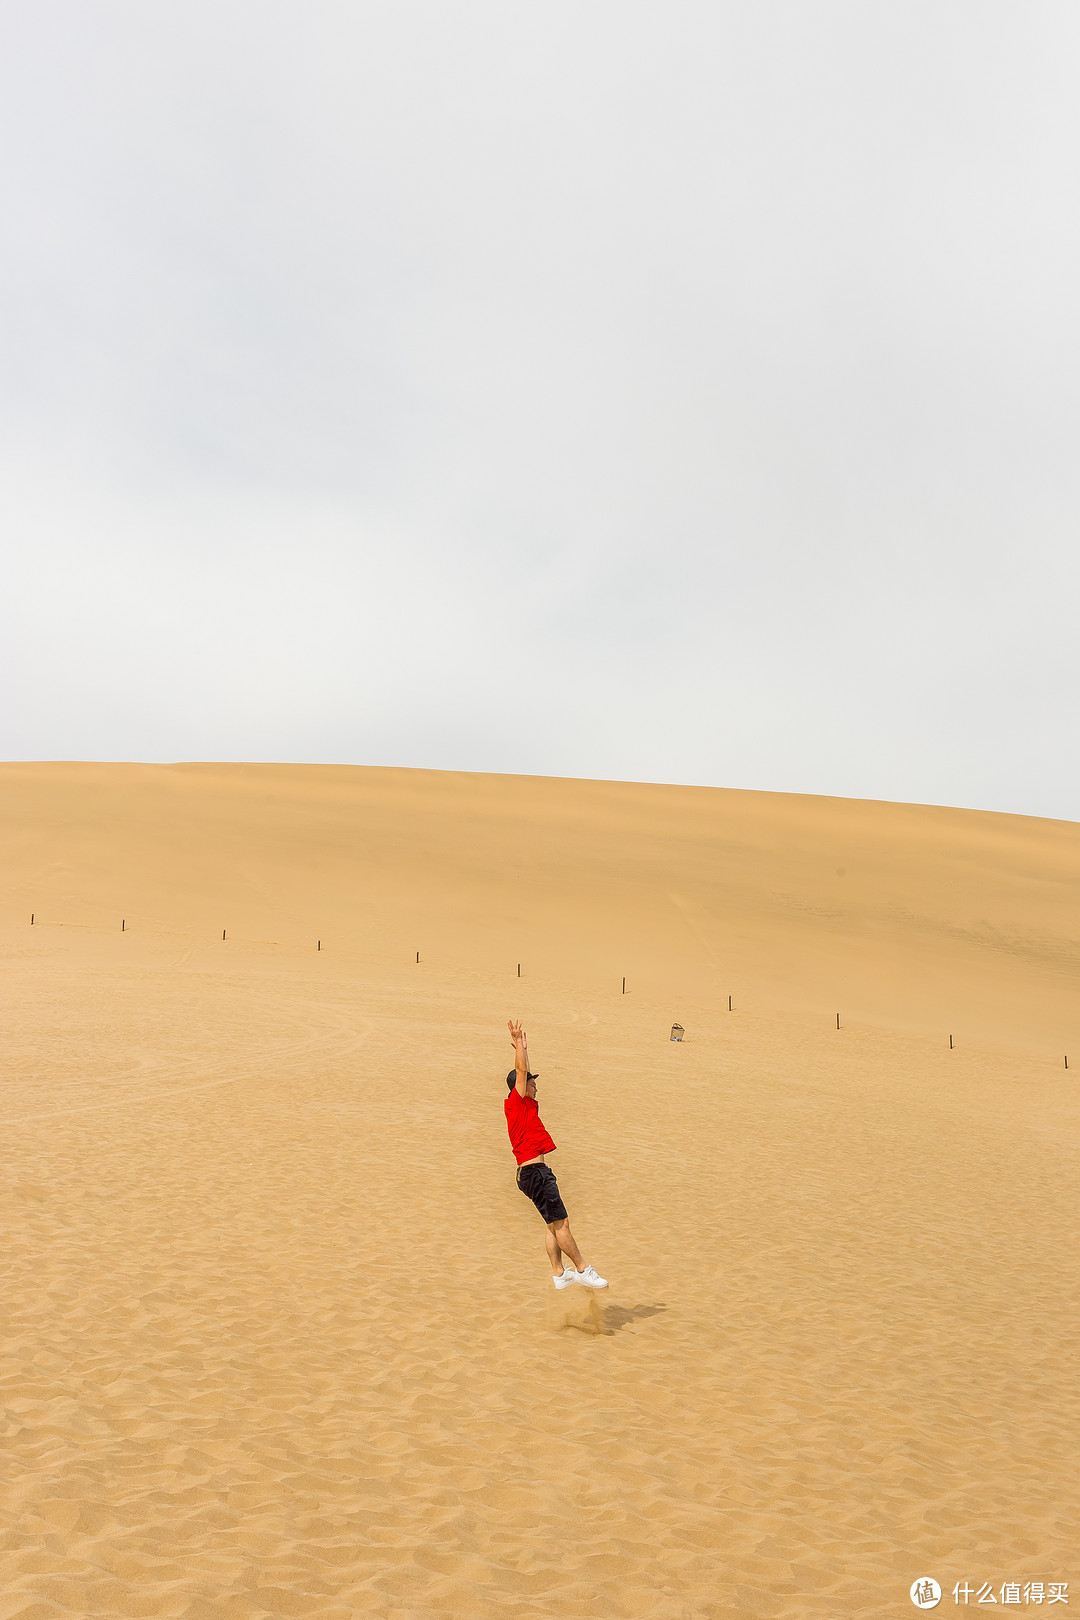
top-left (504, 1086), bottom-right (557, 1165)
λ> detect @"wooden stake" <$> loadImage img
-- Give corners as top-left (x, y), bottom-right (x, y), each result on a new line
top-left (836, 1013), bottom-right (840, 1029)
top-left (416, 951), bottom-right (420, 963)
top-left (728, 995), bottom-right (732, 1011)
top-left (517, 963), bottom-right (520, 977)
top-left (30, 913), bottom-right (34, 925)
top-left (223, 930), bottom-right (226, 941)
top-left (317, 940), bottom-right (321, 951)
top-left (622, 977), bottom-right (626, 994)
top-left (949, 1034), bottom-right (953, 1050)
top-left (122, 919), bottom-right (125, 931)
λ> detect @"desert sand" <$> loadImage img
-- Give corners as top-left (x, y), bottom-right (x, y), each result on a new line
top-left (3, 761), bottom-right (1079, 1620)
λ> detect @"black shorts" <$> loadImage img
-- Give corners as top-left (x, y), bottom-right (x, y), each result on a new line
top-left (516, 1162), bottom-right (568, 1224)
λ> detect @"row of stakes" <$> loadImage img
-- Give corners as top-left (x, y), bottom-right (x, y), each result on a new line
top-left (27, 915), bottom-right (1071, 1068)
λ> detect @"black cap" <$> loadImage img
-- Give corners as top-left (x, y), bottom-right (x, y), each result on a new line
top-left (506, 1069), bottom-right (538, 1091)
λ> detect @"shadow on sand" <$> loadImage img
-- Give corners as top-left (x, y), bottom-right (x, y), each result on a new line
top-left (600, 1302), bottom-right (668, 1333)
top-left (547, 1290), bottom-right (668, 1336)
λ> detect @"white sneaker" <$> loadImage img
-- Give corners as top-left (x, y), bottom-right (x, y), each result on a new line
top-left (552, 1270), bottom-right (579, 1290)
top-left (576, 1265), bottom-right (608, 1289)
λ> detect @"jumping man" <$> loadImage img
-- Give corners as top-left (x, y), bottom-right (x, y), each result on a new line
top-left (504, 1019), bottom-right (608, 1290)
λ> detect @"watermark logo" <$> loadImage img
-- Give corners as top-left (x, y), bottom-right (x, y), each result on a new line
top-left (921, 1578), bottom-right (1069, 1605)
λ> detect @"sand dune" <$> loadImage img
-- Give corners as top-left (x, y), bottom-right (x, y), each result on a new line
top-left (3, 762), bottom-right (1078, 1619)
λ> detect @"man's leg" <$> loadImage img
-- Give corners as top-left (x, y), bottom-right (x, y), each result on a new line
top-left (549, 1218), bottom-right (585, 1273)
top-left (543, 1224), bottom-right (567, 1276)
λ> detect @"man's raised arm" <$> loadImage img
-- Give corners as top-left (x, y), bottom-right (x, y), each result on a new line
top-left (507, 1019), bottom-right (530, 1096)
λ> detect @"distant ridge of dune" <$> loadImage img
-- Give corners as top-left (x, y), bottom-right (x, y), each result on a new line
top-left (3, 760), bottom-right (1078, 1054)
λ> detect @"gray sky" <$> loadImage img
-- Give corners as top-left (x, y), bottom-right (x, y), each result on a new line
top-left (3, 3), bottom-right (1079, 818)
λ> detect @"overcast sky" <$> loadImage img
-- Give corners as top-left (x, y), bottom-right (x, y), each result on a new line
top-left (2, 3), bottom-right (1079, 818)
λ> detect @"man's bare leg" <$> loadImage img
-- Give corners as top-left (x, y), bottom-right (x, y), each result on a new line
top-left (548, 1219), bottom-right (586, 1274)
top-left (543, 1225), bottom-right (566, 1276)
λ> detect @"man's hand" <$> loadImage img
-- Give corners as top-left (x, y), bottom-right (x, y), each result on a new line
top-left (507, 1019), bottom-right (530, 1096)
